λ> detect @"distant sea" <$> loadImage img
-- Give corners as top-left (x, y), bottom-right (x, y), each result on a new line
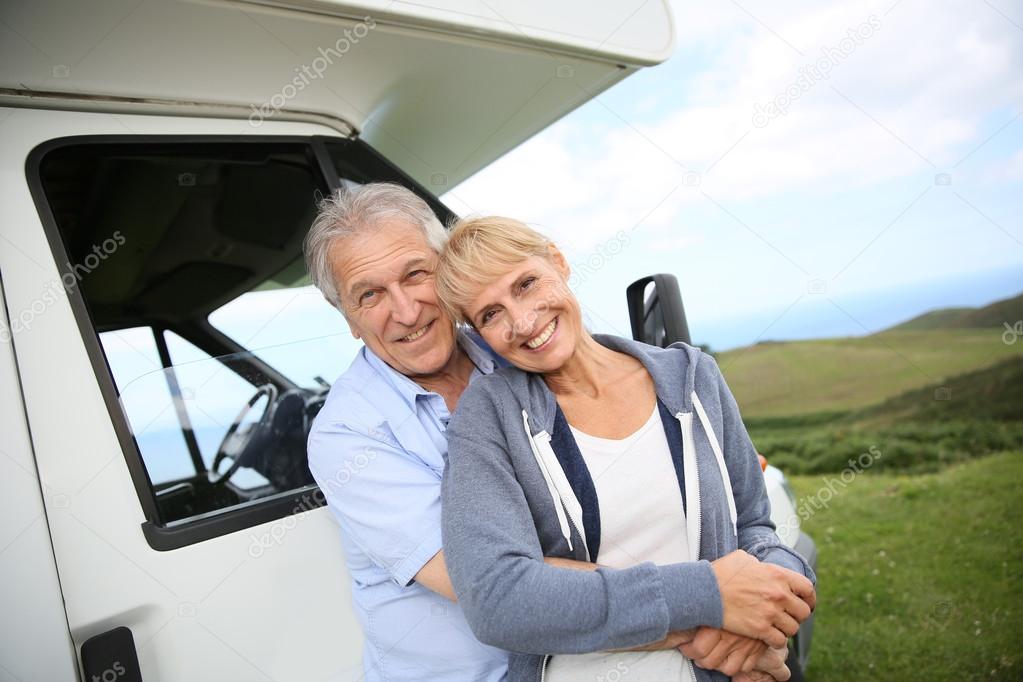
top-left (700, 264), bottom-right (1023, 352)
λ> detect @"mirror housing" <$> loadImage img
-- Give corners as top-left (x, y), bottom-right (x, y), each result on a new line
top-left (626, 273), bottom-right (691, 347)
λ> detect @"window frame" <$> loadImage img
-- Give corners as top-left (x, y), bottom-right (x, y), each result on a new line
top-left (26, 133), bottom-right (455, 551)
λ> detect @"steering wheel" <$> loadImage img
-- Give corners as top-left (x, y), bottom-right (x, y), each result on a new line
top-left (210, 383), bottom-right (279, 486)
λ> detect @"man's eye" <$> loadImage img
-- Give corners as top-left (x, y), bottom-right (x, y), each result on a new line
top-left (359, 290), bottom-right (378, 305)
top-left (407, 269), bottom-right (428, 281)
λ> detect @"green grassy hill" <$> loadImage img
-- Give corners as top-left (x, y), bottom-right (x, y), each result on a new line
top-left (717, 328), bottom-right (1021, 418)
top-left (855, 356), bottom-right (1023, 426)
top-left (745, 356), bottom-right (1023, 474)
top-left (715, 292), bottom-right (1023, 474)
top-left (885, 291), bottom-right (1023, 331)
top-left (716, 290), bottom-right (1023, 419)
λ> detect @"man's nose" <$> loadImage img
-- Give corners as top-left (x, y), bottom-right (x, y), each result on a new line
top-left (389, 286), bottom-right (421, 326)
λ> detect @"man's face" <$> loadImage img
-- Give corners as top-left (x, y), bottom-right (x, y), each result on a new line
top-left (332, 219), bottom-right (458, 378)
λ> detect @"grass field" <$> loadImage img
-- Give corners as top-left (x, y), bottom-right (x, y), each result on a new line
top-left (711, 295), bottom-right (1023, 679)
top-left (791, 451), bottom-right (1023, 681)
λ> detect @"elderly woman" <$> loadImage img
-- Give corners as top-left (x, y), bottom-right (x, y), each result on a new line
top-left (435, 216), bottom-right (817, 682)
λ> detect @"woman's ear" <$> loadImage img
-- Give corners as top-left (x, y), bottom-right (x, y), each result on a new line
top-left (547, 242), bottom-right (571, 279)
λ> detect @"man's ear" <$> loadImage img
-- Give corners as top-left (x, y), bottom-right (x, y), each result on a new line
top-left (547, 242), bottom-right (571, 279)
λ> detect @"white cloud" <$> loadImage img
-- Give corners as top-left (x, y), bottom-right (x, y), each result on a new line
top-left (448, 0), bottom-right (1023, 254)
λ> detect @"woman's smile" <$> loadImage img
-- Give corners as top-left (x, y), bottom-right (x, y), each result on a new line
top-left (524, 316), bottom-right (558, 351)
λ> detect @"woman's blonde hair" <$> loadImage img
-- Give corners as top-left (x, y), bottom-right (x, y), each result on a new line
top-left (436, 216), bottom-right (553, 325)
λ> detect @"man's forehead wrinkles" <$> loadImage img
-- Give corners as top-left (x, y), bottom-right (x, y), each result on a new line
top-left (343, 249), bottom-right (433, 295)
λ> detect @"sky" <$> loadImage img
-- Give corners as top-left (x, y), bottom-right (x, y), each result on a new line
top-left (95, 0), bottom-right (1023, 479)
top-left (439, 0), bottom-right (1023, 350)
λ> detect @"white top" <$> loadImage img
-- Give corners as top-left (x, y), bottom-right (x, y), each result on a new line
top-left (545, 402), bottom-right (694, 682)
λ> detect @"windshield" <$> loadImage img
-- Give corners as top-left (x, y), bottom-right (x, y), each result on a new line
top-left (208, 282), bottom-right (364, 389)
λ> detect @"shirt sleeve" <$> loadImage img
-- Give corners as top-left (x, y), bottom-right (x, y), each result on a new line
top-left (307, 418), bottom-right (443, 587)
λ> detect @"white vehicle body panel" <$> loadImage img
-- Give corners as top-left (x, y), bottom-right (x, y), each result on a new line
top-left (0, 275), bottom-right (81, 682)
top-left (0, 0), bottom-right (674, 189)
top-left (1, 110), bottom-right (362, 681)
top-left (764, 464), bottom-right (800, 547)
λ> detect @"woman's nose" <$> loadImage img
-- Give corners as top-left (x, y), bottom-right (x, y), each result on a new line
top-left (508, 301), bottom-right (539, 338)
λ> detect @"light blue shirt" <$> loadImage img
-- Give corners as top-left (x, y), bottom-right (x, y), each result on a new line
top-left (307, 332), bottom-right (508, 682)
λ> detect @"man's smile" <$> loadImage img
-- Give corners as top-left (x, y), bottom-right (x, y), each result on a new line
top-left (397, 319), bottom-right (435, 343)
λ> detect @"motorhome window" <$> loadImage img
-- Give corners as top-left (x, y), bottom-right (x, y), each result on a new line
top-left (35, 140), bottom-right (329, 526)
top-left (207, 268), bottom-right (363, 390)
top-left (162, 330), bottom-right (273, 490)
top-left (100, 326), bottom-right (197, 486)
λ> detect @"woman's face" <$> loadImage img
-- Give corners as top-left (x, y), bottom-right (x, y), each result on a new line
top-left (463, 248), bottom-right (584, 374)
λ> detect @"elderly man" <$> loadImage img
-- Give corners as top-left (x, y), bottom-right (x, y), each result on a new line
top-left (304, 183), bottom-right (811, 682)
top-left (304, 183), bottom-right (508, 681)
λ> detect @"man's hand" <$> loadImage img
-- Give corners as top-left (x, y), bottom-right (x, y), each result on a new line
top-left (733, 646), bottom-right (791, 682)
top-left (680, 627), bottom-right (766, 676)
top-left (543, 556), bottom-right (600, 571)
top-left (612, 629), bottom-right (697, 652)
top-left (710, 550), bottom-right (815, 648)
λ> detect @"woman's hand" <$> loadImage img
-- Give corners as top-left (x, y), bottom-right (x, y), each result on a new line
top-left (710, 550), bottom-right (815, 648)
top-left (679, 626), bottom-right (766, 676)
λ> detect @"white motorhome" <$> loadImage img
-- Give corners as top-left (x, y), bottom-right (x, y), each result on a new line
top-left (0, 2), bottom-right (814, 680)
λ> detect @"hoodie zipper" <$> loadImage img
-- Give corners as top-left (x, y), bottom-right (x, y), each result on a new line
top-left (677, 411), bottom-right (702, 682)
top-left (692, 393), bottom-right (738, 538)
top-left (524, 411), bottom-right (575, 552)
top-left (676, 412), bottom-right (702, 562)
top-left (538, 654), bottom-right (550, 681)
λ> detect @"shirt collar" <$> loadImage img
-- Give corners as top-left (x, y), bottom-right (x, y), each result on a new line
top-left (362, 328), bottom-right (495, 410)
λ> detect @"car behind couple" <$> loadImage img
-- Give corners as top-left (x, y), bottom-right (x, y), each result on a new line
top-left (304, 183), bottom-right (816, 682)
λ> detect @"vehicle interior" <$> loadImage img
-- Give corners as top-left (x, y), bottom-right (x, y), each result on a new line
top-left (34, 135), bottom-right (455, 525)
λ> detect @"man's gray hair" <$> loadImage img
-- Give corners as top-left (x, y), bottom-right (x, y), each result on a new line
top-left (304, 182), bottom-right (448, 310)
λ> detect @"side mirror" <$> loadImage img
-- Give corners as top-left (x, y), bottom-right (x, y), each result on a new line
top-left (626, 274), bottom-right (691, 347)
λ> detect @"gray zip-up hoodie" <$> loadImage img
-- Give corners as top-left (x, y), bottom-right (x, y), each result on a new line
top-left (442, 335), bottom-right (816, 682)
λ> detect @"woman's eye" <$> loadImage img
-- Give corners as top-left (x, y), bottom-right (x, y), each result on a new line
top-left (480, 310), bottom-right (497, 325)
top-left (520, 276), bottom-right (536, 291)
